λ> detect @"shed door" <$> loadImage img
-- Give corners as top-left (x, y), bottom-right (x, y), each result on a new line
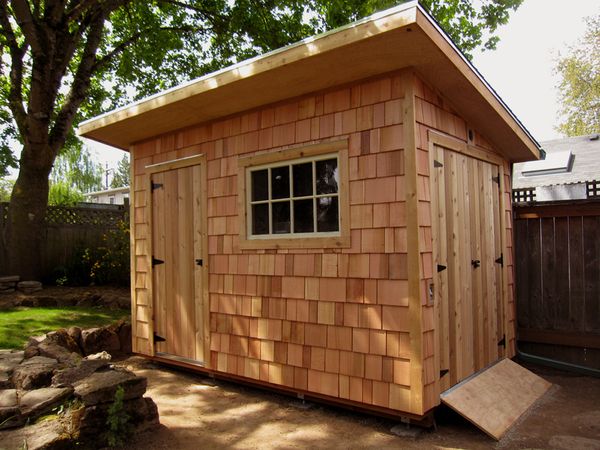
top-left (151, 164), bottom-right (206, 364)
top-left (431, 145), bottom-right (504, 390)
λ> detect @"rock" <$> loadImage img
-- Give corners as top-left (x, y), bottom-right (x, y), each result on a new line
top-left (12, 356), bottom-right (59, 390)
top-left (24, 345), bottom-right (41, 359)
top-left (81, 327), bottom-right (120, 355)
top-left (0, 275), bottom-right (19, 283)
top-left (74, 369), bottom-right (147, 406)
top-left (0, 350), bottom-right (24, 372)
top-left (52, 359), bottom-right (110, 387)
top-left (45, 329), bottom-right (82, 355)
top-left (67, 326), bottom-right (82, 345)
top-left (35, 296), bottom-right (58, 307)
top-left (0, 371), bottom-right (12, 389)
top-left (76, 293), bottom-right (101, 307)
top-left (0, 412), bottom-right (73, 448)
top-left (77, 397), bottom-right (159, 443)
top-left (85, 351), bottom-right (112, 361)
top-left (0, 388), bottom-right (17, 407)
top-left (19, 386), bottom-right (73, 419)
top-left (37, 341), bottom-right (81, 365)
top-left (17, 280), bottom-right (42, 290)
top-left (116, 322), bottom-right (132, 354)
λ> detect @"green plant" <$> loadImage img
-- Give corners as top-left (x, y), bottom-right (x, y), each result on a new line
top-left (105, 385), bottom-right (131, 447)
top-left (90, 220), bottom-right (130, 286)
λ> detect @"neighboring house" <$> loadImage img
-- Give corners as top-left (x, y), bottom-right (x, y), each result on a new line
top-left (78, 2), bottom-right (546, 435)
top-left (512, 134), bottom-right (600, 203)
top-left (86, 186), bottom-right (130, 205)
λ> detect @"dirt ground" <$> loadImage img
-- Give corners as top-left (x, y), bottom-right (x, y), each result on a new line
top-left (119, 357), bottom-right (600, 449)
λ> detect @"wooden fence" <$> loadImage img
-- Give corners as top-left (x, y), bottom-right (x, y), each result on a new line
top-left (0, 202), bottom-right (128, 280)
top-left (514, 200), bottom-right (600, 369)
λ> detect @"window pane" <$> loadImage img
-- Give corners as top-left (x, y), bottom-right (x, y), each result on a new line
top-left (252, 204), bottom-right (269, 235)
top-left (316, 158), bottom-right (338, 195)
top-left (293, 199), bottom-right (314, 233)
top-left (251, 169), bottom-right (268, 201)
top-left (272, 201), bottom-right (291, 234)
top-left (317, 196), bottom-right (339, 232)
top-left (293, 162), bottom-right (313, 197)
top-left (271, 166), bottom-right (290, 199)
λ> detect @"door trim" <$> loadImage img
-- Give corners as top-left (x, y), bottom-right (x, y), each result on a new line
top-left (145, 153), bottom-right (209, 366)
top-left (428, 131), bottom-right (510, 400)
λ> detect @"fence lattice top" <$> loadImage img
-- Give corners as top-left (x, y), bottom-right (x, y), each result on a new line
top-left (0, 203), bottom-right (127, 227)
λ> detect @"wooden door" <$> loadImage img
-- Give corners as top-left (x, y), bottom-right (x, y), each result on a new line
top-left (151, 163), bottom-right (206, 364)
top-left (431, 144), bottom-right (504, 390)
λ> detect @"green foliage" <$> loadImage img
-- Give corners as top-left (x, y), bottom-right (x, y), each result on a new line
top-left (110, 155), bottom-right (130, 189)
top-left (58, 221), bottom-right (130, 286)
top-left (555, 15), bottom-right (600, 136)
top-left (0, 307), bottom-right (129, 349)
top-left (0, 177), bottom-right (14, 202)
top-left (105, 385), bottom-right (131, 448)
top-left (51, 142), bottom-right (104, 194)
top-left (48, 182), bottom-right (85, 206)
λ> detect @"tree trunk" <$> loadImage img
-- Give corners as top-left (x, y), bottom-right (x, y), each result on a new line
top-left (6, 143), bottom-right (54, 280)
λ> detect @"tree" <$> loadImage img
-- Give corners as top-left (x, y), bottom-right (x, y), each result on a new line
top-left (0, 1), bottom-right (523, 279)
top-left (555, 15), bottom-right (600, 136)
top-left (51, 142), bottom-right (103, 194)
top-left (48, 181), bottom-right (85, 206)
top-left (110, 155), bottom-right (130, 189)
top-left (0, 178), bottom-right (14, 202)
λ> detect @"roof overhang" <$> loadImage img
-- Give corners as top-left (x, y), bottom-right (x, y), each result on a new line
top-left (78, 1), bottom-right (540, 162)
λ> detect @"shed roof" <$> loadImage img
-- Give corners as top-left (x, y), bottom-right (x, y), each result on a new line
top-left (513, 134), bottom-right (600, 188)
top-left (78, 1), bottom-right (540, 162)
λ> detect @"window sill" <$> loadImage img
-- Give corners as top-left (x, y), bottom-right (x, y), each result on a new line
top-left (238, 234), bottom-right (350, 250)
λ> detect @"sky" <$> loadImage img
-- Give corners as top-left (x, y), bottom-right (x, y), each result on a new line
top-left (9, 0), bottom-right (600, 181)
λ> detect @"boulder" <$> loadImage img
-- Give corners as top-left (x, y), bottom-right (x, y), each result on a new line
top-left (52, 359), bottom-right (110, 387)
top-left (35, 296), bottom-right (58, 307)
top-left (73, 369), bottom-right (147, 406)
top-left (0, 389), bottom-right (20, 428)
top-left (81, 327), bottom-right (120, 355)
top-left (0, 412), bottom-right (73, 448)
top-left (19, 386), bottom-right (73, 419)
top-left (0, 371), bottom-right (12, 389)
top-left (12, 356), bottom-right (59, 390)
top-left (116, 322), bottom-right (132, 354)
top-left (0, 350), bottom-right (24, 372)
top-left (77, 396), bottom-right (159, 442)
top-left (45, 329), bottom-right (83, 355)
top-left (37, 341), bottom-right (81, 365)
top-left (76, 293), bottom-right (101, 307)
top-left (67, 326), bottom-right (82, 345)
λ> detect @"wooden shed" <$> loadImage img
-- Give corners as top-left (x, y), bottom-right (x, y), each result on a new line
top-left (79, 1), bottom-right (545, 429)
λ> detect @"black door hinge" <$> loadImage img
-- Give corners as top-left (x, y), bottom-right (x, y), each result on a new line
top-left (434, 160), bottom-right (443, 168)
top-left (437, 264), bottom-right (447, 273)
top-left (151, 182), bottom-right (163, 192)
top-left (492, 175), bottom-right (500, 184)
top-left (495, 253), bottom-right (504, 267)
top-left (498, 335), bottom-right (506, 348)
top-left (152, 257), bottom-right (164, 267)
top-left (195, 259), bottom-right (203, 266)
top-left (440, 369), bottom-right (449, 378)
top-left (154, 332), bottom-right (166, 343)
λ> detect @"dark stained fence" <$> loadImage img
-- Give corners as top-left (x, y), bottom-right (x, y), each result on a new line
top-left (514, 200), bottom-right (600, 369)
top-left (0, 202), bottom-right (128, 279)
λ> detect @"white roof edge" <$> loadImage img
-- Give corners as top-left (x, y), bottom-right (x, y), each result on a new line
top-left (86, 186), bottom-right (130, 196)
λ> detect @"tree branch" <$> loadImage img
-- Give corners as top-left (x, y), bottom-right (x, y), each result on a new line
top-left (10, 0), bottom-right (43, 54)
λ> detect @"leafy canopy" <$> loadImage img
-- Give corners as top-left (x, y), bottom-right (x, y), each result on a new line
top-left (555, 15), bottom-right (600, 136)
top-left (0, 0), bottom-right (524, 178)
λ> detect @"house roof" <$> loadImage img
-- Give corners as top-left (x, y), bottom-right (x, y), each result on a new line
top-left (86, 186), bottom-right (130, 196)
top-left (513, 134), bottom-right (600, 189)
top-left (78, 1), bottom-right (540, 162)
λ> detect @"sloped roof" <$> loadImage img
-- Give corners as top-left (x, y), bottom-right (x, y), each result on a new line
top-left (78, 1), bottom-right (540, 162)
top-left (513, 134), bottom-right (600, 189)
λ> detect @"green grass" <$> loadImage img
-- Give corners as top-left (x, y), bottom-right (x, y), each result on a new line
top-left (0, 307), bottom-right (130, 349)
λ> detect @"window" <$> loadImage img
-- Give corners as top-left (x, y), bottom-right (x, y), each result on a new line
top-left (239, 140), bottom-right (349, 249)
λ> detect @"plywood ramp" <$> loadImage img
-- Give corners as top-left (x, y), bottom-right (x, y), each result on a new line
top-left (440, 358), bottom-right (551, 440)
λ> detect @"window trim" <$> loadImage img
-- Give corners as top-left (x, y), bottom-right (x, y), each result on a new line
top-left (238, 140), bottom-right (350, 249)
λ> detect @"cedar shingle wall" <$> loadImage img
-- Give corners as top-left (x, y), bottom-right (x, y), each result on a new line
top-left (132, 71), bottom-right (417, 413)
top-left (412, 76), bottom-right (516, 411)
